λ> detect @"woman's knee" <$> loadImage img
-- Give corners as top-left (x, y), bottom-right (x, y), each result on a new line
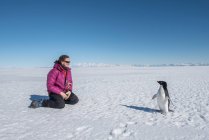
top-left (65, 93), bottom-right (79, 105)
top-left (70, 98), bottom-right (79, 105)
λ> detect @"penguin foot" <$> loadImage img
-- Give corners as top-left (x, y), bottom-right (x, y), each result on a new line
top-left (160, 111), bottom-right (168, 115)
top-left (169, 109), bottom-right (174, 112)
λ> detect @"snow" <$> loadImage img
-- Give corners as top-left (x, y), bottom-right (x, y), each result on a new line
top-left (0, 66), bottom-right (209, 140)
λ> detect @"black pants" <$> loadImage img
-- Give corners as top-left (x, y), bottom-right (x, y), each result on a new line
top-left (42, 92), bottom-right (79, 109)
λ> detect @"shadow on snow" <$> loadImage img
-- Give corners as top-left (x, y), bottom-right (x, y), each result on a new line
top-left (121, 105), bottom-right (160, 113)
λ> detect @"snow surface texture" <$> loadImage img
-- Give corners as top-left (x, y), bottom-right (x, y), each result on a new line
top-left (0, 66), bottom-right (209, 140)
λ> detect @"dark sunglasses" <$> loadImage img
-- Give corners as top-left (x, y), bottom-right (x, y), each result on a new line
top-left (64, 61), bottom-right (70, 64)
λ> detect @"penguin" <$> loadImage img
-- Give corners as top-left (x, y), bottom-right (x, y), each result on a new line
top-left (152, 81), bottom-right (173, 115)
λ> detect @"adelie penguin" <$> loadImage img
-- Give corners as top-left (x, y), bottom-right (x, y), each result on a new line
top-left (152, 81), bottom-right (173, 115)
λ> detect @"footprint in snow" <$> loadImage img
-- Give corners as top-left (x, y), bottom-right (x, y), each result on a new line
top-left (67, 125), bottom-right (93, 138)
top-left (108, 122), bottom-right (136, 139)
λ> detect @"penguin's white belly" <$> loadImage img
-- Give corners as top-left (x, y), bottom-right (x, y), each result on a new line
top-left (157, 95), bottom-right (168, 113)
top-left (156, 86), bottom-right (169, 113)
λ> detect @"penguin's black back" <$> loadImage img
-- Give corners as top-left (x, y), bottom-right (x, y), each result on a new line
top-left (157, 81), bottom-right (170, 98)
top-left (164, 87), bottom-right (170, 98)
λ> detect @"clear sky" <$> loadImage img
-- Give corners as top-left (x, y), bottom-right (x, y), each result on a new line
top-left (0, 0), bottom-right (209, 67)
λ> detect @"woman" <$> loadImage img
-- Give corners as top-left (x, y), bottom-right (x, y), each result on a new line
top-left (30, 55), bottom-right (79, 109)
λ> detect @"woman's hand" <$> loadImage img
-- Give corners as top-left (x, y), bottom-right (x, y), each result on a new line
top-left (60, 92), bottom-right (68, 100)
top-left (60, 91), bottom-right (71, 100)
top-left (65, 91), bottom-right (71, 100)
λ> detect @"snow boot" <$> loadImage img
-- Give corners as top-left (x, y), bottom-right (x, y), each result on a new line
top-left (29, 100), bottom-right (43, 108)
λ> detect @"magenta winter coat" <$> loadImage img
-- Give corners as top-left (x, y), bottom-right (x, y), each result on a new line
top-left (47, 63), bottom-right (73, 95)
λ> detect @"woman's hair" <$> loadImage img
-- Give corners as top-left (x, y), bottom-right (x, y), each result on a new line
top-left (54, 55), bottom-right (69, 64)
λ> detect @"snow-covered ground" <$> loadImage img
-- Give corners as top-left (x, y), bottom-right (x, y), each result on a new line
top-left (0, 66), bottom-right (209, 140)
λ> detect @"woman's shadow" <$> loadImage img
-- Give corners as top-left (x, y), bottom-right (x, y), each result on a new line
top-left (121, 105), bottom-right (160, 113)
top-left (29, 94), bottom-right (49, 101)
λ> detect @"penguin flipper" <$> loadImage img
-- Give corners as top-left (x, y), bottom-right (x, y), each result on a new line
top-left (152, 94), bottom-right (157, 99)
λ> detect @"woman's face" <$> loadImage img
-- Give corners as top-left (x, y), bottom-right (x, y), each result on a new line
top-left (61, 58), bottom-right (70, 68)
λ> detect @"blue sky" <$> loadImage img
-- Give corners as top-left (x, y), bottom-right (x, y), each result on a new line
top-left (0, 0), bottom-right (209, 67)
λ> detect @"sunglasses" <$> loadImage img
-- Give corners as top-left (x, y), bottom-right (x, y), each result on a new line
top-left (64, 61), bottom-right (70, 64)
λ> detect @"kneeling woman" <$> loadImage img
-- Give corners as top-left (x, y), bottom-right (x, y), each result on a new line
top-left (31, 55), bottom-right (79, 109)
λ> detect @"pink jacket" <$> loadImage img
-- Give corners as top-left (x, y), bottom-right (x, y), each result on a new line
top-left (47, 63), bottom-right (73, 95)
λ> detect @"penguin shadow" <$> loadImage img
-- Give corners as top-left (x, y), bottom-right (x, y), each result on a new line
top-left (30, 94), bottom-right (49, 101)
top-left (121, 105), bottom-right (160, 113)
